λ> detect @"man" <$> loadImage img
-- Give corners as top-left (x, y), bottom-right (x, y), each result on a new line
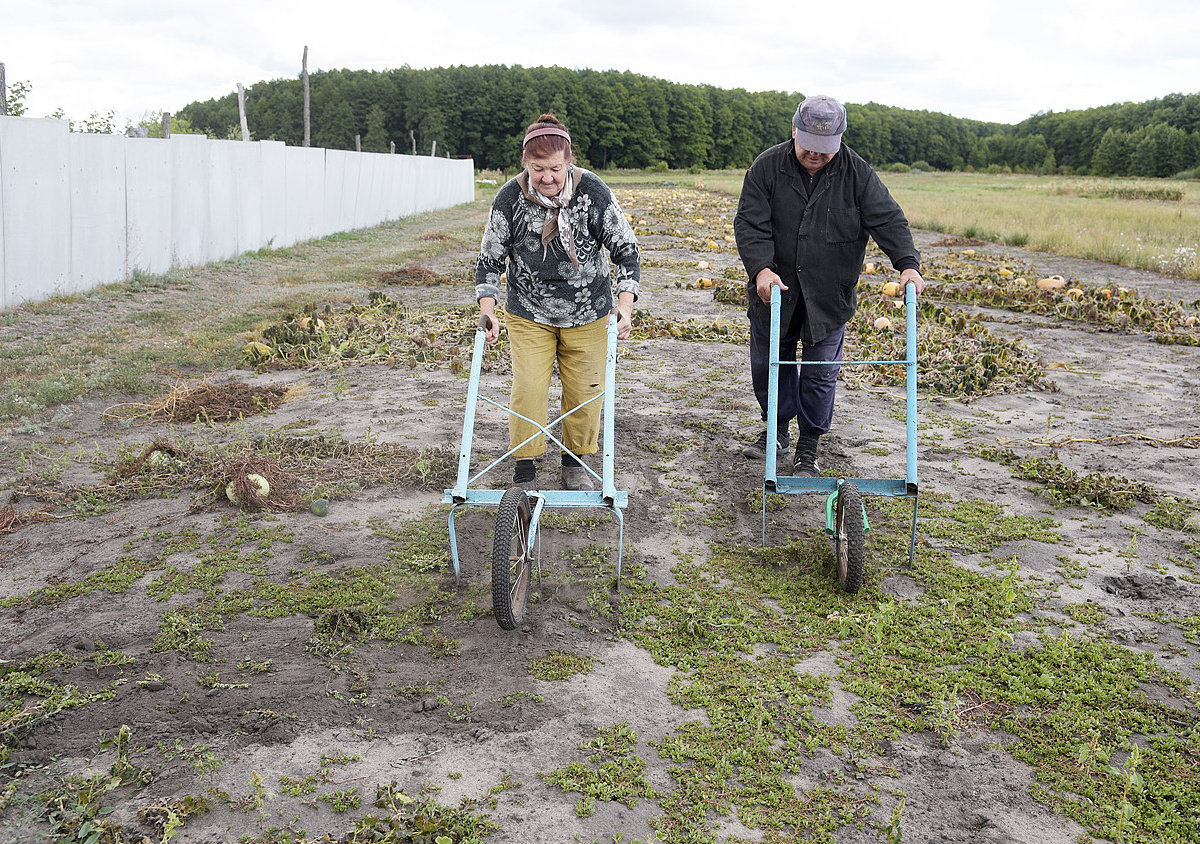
top-left (734, 94), bottom-right (925, 475)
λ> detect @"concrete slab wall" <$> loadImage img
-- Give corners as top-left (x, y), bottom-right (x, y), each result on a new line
top-left (0, 116), bottom-right (475, 308)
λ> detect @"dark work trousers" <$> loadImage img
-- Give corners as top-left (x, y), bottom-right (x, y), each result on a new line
top-left (749, 310), bottom-right (845, 436)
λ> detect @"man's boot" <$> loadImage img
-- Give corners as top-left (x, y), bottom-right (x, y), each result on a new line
top-left (743, 423), bottom-right (790, 460)
top-left (792, 433), bottom-right (821, 476)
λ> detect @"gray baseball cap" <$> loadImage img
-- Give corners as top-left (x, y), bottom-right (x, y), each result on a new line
top-left (793, 95), bottom-right (846, 154)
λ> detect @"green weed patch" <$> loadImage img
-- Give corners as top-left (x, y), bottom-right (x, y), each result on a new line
top-left (528, 650), bottom-right (595, 681)
top-left (541, 723), bottom-right (656, 817)
top-left (915, 496), bottom-right (1060, 554)
top-left (597, 492), bottom-right (1200, 843)
top-left (314, 782), bottom-right (498, 843)
top-left (1, 659), bottom-right (120, 749)
top-left (972, 446), bottom-right (1172, 511)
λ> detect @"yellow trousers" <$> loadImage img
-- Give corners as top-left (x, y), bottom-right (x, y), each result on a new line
top-left (506, 314), bottom-right (607, 460)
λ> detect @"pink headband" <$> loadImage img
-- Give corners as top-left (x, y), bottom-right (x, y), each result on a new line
top-left (523, 126), bottom-right (572, 147)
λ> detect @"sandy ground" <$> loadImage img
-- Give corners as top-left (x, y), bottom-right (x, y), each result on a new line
top-left (1, 187), bottom-right (1199, 844)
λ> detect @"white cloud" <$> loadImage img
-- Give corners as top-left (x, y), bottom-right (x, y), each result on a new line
top-left (3, 0), bottom-right (1197, 128)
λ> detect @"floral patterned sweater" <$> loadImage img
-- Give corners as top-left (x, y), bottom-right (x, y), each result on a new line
top-left (474, 168), bottom-right (640, 327)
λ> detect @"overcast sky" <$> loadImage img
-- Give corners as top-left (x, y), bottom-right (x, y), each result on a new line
top-left (4, 0), bottom-right (1198, 130)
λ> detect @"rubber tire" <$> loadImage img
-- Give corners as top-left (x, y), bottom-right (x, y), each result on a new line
top-left (834, 482), bottom-right (866, 594)
top-left (492, 487), bottom-right (533, 630)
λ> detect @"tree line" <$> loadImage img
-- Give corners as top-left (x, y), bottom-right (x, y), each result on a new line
top-left (178, 65), bottom-right (1200, 178)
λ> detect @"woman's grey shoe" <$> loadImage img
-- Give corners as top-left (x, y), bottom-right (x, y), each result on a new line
top-left (561, 466), bottom-right (595, 491)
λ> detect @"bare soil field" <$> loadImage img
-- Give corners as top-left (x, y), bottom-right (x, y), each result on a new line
top-left (2, 182), bottom-right (1199, 844)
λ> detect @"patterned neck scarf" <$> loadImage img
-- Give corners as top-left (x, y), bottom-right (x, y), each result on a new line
top-left (517, 166), bottom-right (579, 268)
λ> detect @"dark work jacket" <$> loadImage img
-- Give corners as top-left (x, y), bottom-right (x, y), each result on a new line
top-left (734, 139), bottom-right (920, 345)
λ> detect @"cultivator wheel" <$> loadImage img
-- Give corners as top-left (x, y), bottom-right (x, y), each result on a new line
top-left (834, 482), bottom-right (865, 594)
top-left (491, 486), bottom-right (533, 630)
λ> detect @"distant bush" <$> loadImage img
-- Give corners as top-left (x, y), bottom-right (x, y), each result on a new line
top-left (963, 226), bottom-right (997, 242)
top-left (883, 162), bottom-right (910, 173)
top-left (127, 111), bottom-right (201, 138)
top-left (1054, 180), bottom-right (1185, 201)
top-left (647, 160), bottom-right (670, 173)
top-left (1116, 185), bottom-right (1184, 201)
top-left (475, 168), bottom-right (506, 184)
top-left (1174, 167), bottom-right (1200, 180)
top-left (910, 160), bottom-right (933, 172)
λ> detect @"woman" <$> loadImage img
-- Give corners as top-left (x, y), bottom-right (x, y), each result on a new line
top-left (475, 114), bottom-right (640, 491)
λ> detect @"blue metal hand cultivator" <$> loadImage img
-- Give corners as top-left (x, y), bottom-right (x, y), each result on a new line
top-left (761, 282), bottom-right (920, 592)
top-left (442, 312), bottom-right (627, 629)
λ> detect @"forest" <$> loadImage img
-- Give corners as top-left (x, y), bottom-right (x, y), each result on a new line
top-left (178, 65), bottom-right (1200, 178)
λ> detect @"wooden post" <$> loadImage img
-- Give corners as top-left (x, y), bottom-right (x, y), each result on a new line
top-left (1, 63), bottom-right (7, 116)
top-left (431, 140), bottom-right (436, 157)
top-left (389, 141), bottom-right (395, 154)
top-left (302, 45), bottom-right (310, 148)
top-left (355, 134), bottom-right (361, 152)
top-left (237, 83), bottom-right (250, 141)
top-left (411, 129), bottom-right (416, 155)
top-left (161, 112), bottom-right (171, 139)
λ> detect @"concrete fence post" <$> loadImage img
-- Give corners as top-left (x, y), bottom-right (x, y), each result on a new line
top-left (302, 46), bottom-right (311, 148)
top-left (237, 84), bottom-right (250, 141)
